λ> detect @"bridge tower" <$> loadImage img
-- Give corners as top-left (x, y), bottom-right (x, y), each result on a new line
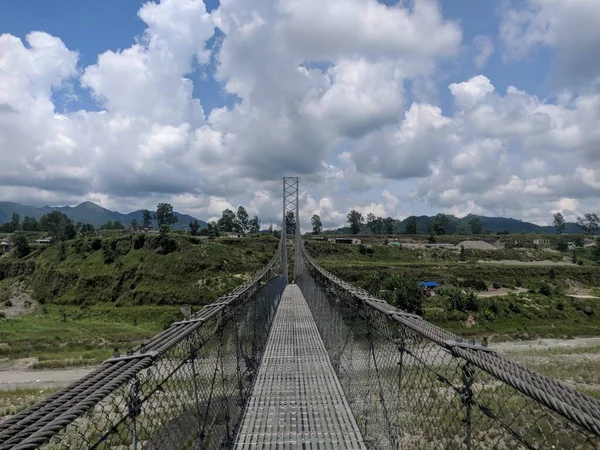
top-left (282, 177), bottom-right (299, 280)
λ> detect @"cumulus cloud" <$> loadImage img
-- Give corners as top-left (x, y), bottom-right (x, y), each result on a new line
top-left (1, 0), bottom-right (599, 228)
top-left (500, 0), bottom-right (600, 88)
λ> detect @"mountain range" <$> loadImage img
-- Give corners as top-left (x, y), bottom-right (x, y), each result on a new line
top-left (329, 214), bottom-right (583, 235)
top-left (0, 201), bottom-right (206, 230)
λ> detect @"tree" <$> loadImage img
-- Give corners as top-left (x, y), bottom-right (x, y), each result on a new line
top-left (311, 215), bottom-right (323, 234)
top-left (404, 216), bottom-right (417, 234)
top-left (366, 213), bottom-right (377, 234)
top-left (347, 210), bottom-right (363, 234)
top-left (21, 216), bottom-right (39, 232)
top-left (553, 212), bottom-right (566, 234)
top-left (268, 224), bottom-right (273, 235)
top-left (574, 236), bottom-right (585, 248)
top-left (577, 213), bottom-right (600, 235)
top-left (285, 211), bottom-right (296, 235)
top-left (39, 211), bottom-right (76, 241)
top-left (460, 245), bottom-right (466, 261)
top-left (218, 209), bottom-right (238, 232)
top-left (80, 223), bottom-right (95, 237)
top-left (428, 233), bottom-right (436, 244)
top-left (248, 216), bottom-right (261, 234)
top-left (556, 240), bottom-right (568, 252)
top-left (155, 203), bottom-right (178, 227)
top-left (12, 233), bottom-right (30, 258)
top-left (10, 213), bottom-right (20, 232)
top-left (236, 206), bottom-right (249, 233)
top-left (383, 217), bottom-right (395, 235)
top-left (142, 209), bottom-right (153, 229)
top-left (432, 213), bottom-right (450, 235)
top-left (468, 217), bottom-right (483, 234)
top-left (130, 219), bottom-right (139, 231)
top-left (113, 221), bottom-right (125, 230)
top-left (189, 220), bottom-right (201, 236)
top-left (100, 220), bottom-right (113, 230)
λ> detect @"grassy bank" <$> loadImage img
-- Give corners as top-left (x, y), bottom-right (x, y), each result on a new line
top-left (0, 234), bottom-right (279, 363)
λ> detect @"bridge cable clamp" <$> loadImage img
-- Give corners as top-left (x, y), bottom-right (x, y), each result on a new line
top-left (101, 351), bottom-right (159, 365)
top-left (443, 340), bottom-right (497, 354)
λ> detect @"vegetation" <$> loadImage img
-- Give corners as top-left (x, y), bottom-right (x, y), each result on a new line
top-left (304, 241), bottom-right (600, 340)
top-left (347, 210), bottom-right (363, 234)
top-left (311, 214), bottom-right (322, 234)
top-left (0, 232), bottom-right (279, 363)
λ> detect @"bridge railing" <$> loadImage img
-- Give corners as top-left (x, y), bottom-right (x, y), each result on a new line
top-left (0, 242), bottom-right (285, 450)
top-left (297, 240), bottom-right (600, 449)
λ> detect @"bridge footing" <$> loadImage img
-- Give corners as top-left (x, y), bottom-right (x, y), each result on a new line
top-left (234, 284), bottom-right (366, 449)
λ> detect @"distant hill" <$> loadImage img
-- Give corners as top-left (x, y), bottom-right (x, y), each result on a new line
top-left (326, 213), bottom-right (583, 235)
top-left (0, 201), bottom-right (206, 230)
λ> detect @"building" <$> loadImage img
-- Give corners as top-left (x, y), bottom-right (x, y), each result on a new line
top-left (533, 238), bottom-right (551, 247)
top-left (312, 236), bottom-right (327, 241)
top-left (419, 281), bottom-right (439, 297)
top-left (0, 239), bottom-right (11, 252)
top-left (335, 238), bottom-right (361, 245)
top-left (227, 232), bottom-right (245, 239)
top-left (35, 237), bottom-right (54, 245)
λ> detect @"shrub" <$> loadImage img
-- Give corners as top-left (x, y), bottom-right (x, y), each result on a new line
top-left (91, 239), bottom-right (102, 251)
top-left (4, 300), bottom-right (13, 307)
top-left (539, 282), bottom-right (554, 297)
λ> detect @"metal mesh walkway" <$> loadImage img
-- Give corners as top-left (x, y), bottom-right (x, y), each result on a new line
top-left (235, 284), bottom-right (366, 449)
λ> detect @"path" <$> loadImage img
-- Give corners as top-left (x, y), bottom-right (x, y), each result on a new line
top-left (0, 367), bottom-right (94, 391)
top-left (234, 284), bottom-right (366, 449)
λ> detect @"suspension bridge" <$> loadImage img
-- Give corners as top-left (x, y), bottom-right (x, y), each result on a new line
top-left (1, 177), bottom-right (599, 449)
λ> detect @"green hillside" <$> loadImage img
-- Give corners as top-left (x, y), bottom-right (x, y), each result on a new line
top-left (0, 201), bottom-right (206, 229)
top-left (327, 214), bottom-right (582, 235)
top-left (0, 234), bottom-right (278, 364)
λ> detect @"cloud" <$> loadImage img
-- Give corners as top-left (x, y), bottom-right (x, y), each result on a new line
top-left (500, 0), bottom-right (600, 88)
top-left (1, 0), bottom-right (600, 229)
top-left (472, 35), bottom-right (494, 69)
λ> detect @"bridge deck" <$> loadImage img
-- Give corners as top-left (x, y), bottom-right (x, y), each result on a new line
top-left (235, 284), bottom-right (366, 449)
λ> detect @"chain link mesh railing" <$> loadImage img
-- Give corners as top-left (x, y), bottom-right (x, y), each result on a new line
top-left (0, 243), bottom-right (285, 450)
top-left (296, 240), bottom-right (600, 450)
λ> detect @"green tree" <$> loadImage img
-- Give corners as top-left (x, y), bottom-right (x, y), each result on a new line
top-left (574, 236), bottom-right (585, 248)
top-left (468, 217), bottom-right (483, 234)
top-left (285, 211), bottom-right (296, 235)
top-left (12, 233), bottom-right (30, 258)
top-left (432, 213), bottom-right (450, 235)
top-left (383, 217), bottom-right (395, 234)
top-left (189, 220), bottom-right (201, 236)
top-left (21, 216), bottom-right (39, 232)
top-left (577, 213), bottom-right (600, 234)
top-left (556, 240), bottom-right (568, 252)
top-left (113, 221), bottom-right (125, 230)
top-left (100, 220), bottom-right (113, 230)
top-left (347, 210), bottom-right (364, 234)
top-left (218, 209), bottom-right (238, 232)
top-left (460, 245), bottom-right (466, 261)
top-left (382, 275), bottom-right (423, 315)
top-left (10, 213), bottom-right (20, 232)
top-left (39, 211), bottom-right (76, 241)
top-left (428, 233), bottom-right (436, 244)
top-left (366, 213), bottom-right (377, 234)
top-left (404, 216), bottom-right (417, 234)
top-left (130, 219), bottom-right (139, 231)
top-left (142, 209), bottom-right (153, 228)
top-left (249, 216), bottom-right (261, 234)
top-left (155, 203), bottom-right (178, 227)
top-left (236, 206), bottom-right (249, 232)
top-left (553, 212), bottom-right (565, 234)
top-left (80, 223), bottom-right (95, 237)
top-left (311, 214), bottom-right (323, 234)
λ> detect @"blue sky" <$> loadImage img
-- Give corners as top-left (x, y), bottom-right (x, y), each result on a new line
top-left (1, 0), bottom-right (599, 227)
